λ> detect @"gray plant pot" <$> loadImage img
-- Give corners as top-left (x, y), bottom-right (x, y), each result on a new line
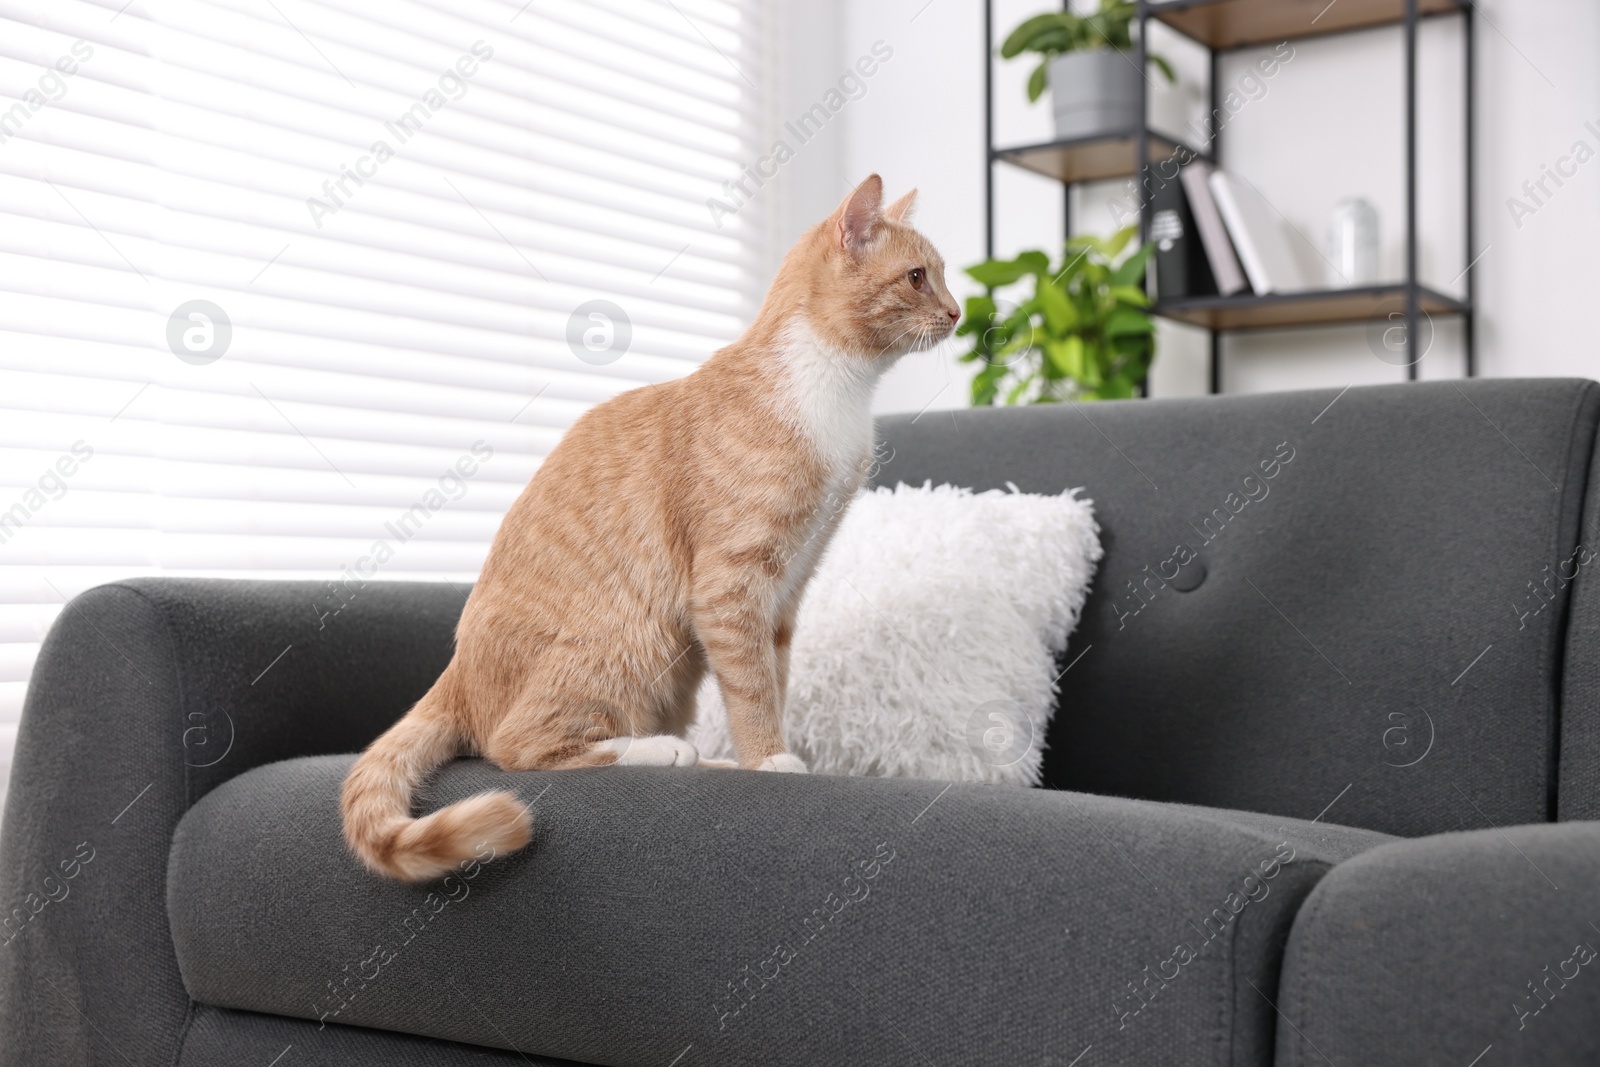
top-left (1049, 49), bottom-right (1142, 141)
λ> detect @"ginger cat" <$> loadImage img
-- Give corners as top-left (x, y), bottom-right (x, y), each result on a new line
top-left (342, 175), bottom-right (959, 881)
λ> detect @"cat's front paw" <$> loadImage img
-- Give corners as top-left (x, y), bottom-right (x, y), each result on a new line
top-left (755, 753), bottom-right (808, 773)
top-left (603, 735), bottom-right (700, 767)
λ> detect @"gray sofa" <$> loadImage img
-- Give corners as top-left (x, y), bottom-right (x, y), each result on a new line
top-left (3, 378), bottom-right (1598, 1067)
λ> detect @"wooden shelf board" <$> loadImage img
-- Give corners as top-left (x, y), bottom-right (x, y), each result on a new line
top-left (1149, 0), bottom-right (1463, 50)
top-left (1154, 285), bottom-right (1467, 331)
top-left (993, 131), bottom-right (1200, 185)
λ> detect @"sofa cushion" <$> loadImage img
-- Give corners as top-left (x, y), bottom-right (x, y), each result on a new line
top-left (169, 756), bottom-right (1390, 1067)
top-left (875, 379), bottom-right (1600, 836)
top-left (1274, 821), bottom-right (1600, 1067)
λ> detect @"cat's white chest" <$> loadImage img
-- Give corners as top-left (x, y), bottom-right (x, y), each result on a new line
top-left (772, 321), bottom-right (881, 605)
top-left (773, 320), bottom-right (879, 480)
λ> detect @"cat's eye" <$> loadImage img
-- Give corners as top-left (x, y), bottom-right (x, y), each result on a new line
top-left (908, 268), bottom-right (925, 290)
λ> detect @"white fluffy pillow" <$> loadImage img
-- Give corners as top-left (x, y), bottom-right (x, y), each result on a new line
top-left (690, 481), bottom-right (1101, 786)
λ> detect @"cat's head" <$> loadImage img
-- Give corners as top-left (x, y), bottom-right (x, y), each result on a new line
top-left (789, 174), bottom-right (960, 360)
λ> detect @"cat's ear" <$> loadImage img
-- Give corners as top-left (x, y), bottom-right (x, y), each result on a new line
top-left (835, 174), bottom-right (884, 251)
top-left (884, 188), bottom-right (918, 224)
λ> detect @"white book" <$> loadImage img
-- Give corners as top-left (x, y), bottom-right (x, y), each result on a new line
top-left (1208, 169), bottom-right (1311, 295)
top-left (1179, 160), bottom-right (1249, 297)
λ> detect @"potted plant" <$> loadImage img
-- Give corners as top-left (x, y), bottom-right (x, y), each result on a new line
top-left (956, 226), bottom-right (1156, 404)
top-left (1002, 1), bottom-right (1175, 141)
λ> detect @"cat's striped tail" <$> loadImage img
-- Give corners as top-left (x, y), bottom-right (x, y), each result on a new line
top-left (340, 695), bottom-right (532, 882)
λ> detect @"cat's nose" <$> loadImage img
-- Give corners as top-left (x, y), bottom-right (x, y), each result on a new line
top-left (944, 305), bottom-right (960, 323)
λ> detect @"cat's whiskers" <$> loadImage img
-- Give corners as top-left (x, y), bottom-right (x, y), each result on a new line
top-left (909, 318), bottom-right (952, 354)
top-left (888, 313), bottom-right (956, 357)
top-left (871, 319), bottom-right (927, 360)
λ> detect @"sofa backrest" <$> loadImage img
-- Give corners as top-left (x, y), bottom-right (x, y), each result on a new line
top-left (1561, 399), bottom-right (1600, 822)
top-left (875, 379), bottom-right (1600, 837)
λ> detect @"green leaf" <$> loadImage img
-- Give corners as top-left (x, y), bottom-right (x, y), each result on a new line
top-left (1045, 336), bottom-right (1085, 380)
top-left (999, 13), bottom-right (1072, 58)
top-left (970, 362), bottom-right (1008, 406)
top-left (1106, 307), bottom-right (1155, 337)
top-left (1016, 250), bottom-right (1051, 276)
top-left (965, 250), bottom-right (1051, 288)
top-left (1109, 284), bottom-right (1150, 307)
top-left (1110, 242), bottom-right (1155, 287)
top-left (1099, 376), bottom-right (1137, 400)
top-left (1004, 376), bottom-right (1035, 405)
top-left (1148, 54), bottom-right (1177, 83)
top-left (1035, 279), bottom-right (1077, 334)
top-left (1102, 225), bottom-right (1138, 258)
top-left (1065, 234), bottom-right (1111, 261)
top-left (1082, 13), bottom-right (1114, 50)
top-left (1079, 341), bottom-right (1104, 385)
top-left (1110, 344), bottom-right (1153, 381)
top-left (995, 333), bottom-right (1034, 359)
top-left (1024, 27), bottom-right (1078, 56)
top-left (1052, 247), bottom-right (1089, 283)
top-left (1027, 62), bottom-right (1049, 103)
top-left (993, 309), bottom-right (1036, 355)
top-left (965, 260), bottom-right (1028, 288)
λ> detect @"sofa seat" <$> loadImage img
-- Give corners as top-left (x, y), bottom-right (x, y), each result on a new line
top-left (1275, 820), bottom-right (1600, 1067)
top-left (168, 756), bottom-right (1390, 1067)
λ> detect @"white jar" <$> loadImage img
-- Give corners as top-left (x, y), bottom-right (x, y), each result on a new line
top-left (1326, 197), bottom-right (1379, 287)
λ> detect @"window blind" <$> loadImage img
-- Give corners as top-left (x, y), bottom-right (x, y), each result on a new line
top-left (0, 0), bottom-right (774, 792)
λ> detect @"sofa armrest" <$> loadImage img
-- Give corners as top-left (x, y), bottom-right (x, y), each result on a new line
top-left (168, 754), bottom-right (1392, 1066)
top-left (1275, 820), bottom-right (1600, 1067)
top-left (0, 578), bottom-right (466, 1067)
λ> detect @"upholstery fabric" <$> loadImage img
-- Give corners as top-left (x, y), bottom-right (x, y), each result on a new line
top-left (1275, 821), bottom-right (1600, 1067)
top-left (1559, 411), bottom-right (1600, 820)
top-left (176, 1004), bottom-right (573, 1066)
top-left (0, 578), bottom-right (466, 1067)
top-left (876, 379), bottom-right (1600, 837)
top-left (168, 753), bottom-right (1389, 1067)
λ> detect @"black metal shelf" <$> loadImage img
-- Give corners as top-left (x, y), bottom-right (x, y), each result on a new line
top-left (981, 0), bottom-right (1476, 392)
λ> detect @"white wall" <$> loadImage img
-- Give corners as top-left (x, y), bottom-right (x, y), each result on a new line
top-left (766, 0), bottom-right (1600, 413)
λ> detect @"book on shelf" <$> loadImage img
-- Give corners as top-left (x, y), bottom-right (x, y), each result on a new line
top-left (1150, 173), bottom-right (1217, 301)
top-left (1178, 160), bottom-right (1249, 298)
top-left (1207, 168), bottom-right (1312, 296)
